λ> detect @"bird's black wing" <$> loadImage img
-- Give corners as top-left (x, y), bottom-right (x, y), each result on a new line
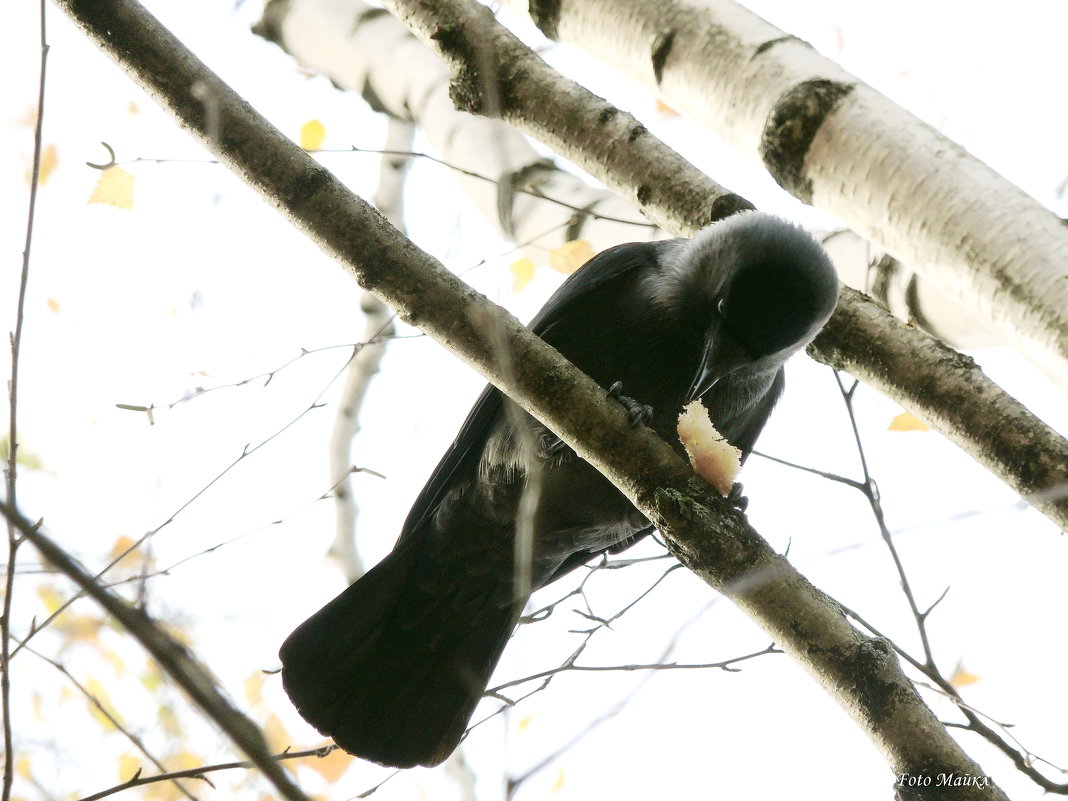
top-left (397, 239), bottom-right (669, 544)
top-left (527, 240), bottom-right (669, 336)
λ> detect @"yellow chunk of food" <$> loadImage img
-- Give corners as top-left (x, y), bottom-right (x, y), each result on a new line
top-left (677, 401), bottom-right (741, 496)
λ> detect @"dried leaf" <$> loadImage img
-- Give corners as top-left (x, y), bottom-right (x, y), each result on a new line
top-left (511, 257), bottom-right (536, 291)
top-left (551, 767), bottom-right (566, 792)
top-left (118, 754), bottom-right (141, 780)
top-left (300, 119), bottom-right (326, 151)
top-left (89, 167), bottom-right (135, 210)
top-left (549, 240), bottom-right (594, 274)
top-left (950, 663), bottom-right (981, 688)
top-left (85, 677), bottom-right (123, 729)
top-left (303, 746), bottom-right (352, 782)
top-left (32, 143), bottom-right (58, 185)
top-left (888, 412), bottom-right (930, 432)
top-left (656, 99), bottom-right (679, 117)
top-left (108, 535), bottom-right (142, 571)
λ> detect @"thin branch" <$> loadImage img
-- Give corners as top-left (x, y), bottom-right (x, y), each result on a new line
top-left (833, 369), bottom-right (936, 668)
top-left (18, 640), bottom-right (202, 801)
top-left (2, 4), bottom-right (48, 799)
top-left (0, 507), bottom-right (313, 801)
top-left (489, 643), bottom-right (779, 694)
top-left (75, 745), bottom-right (341, 801)
top-left (842, 603), bottom-right (1068, 793)
top-left (87, 140), bottom-right (657, 230)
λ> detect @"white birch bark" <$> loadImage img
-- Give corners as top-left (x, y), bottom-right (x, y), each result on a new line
top-left (257, 0), bottom-right (663, 256)
top-left (326, 120), bottom-right (408, 583)
top-left (502, 0), bottom-right (1068, 384)
top-left (258, 0), bottom-right (1003, 350)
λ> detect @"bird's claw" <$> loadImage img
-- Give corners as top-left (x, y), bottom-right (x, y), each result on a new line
top-left (727, 482), bottom-right (748, 512)
top-left (607, 381), bottom-right (654, 427)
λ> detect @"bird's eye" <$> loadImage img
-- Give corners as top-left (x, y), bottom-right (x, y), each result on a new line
top-left (716, 297), bottom-right (727, 316)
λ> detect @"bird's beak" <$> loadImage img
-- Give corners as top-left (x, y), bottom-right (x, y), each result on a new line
top-left (685, 330), bottom-right (752, 403)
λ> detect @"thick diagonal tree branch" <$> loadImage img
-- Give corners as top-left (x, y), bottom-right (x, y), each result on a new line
top-left (51, 0), bottom-right (1013, 797)
top-left (259, 0), bottom-right (1068, 532)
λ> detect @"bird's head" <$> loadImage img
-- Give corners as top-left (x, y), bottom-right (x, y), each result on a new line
top-left (666, 211), bottom-right (839, 402)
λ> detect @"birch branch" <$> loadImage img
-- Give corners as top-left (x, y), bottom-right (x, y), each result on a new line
top-left (51, 0), bottom-right (1014, 796)
top-left (326, 119), bottom-right (409, 582)
top-left (255, 0), bottom-right (667, 256)
top-left (503, 0), bottom-right (1068, 389)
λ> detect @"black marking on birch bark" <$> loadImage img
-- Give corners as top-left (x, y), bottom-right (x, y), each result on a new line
top-left (761, 79), bottom-right (854, 202)
top-left (651, 30), bottom-right (676, 86)
top-left (868, 253), bottom-right (899, 309)
top-left (497, 158), bottom-right (558, 238)
top-left (753, 35), bottom-right (798, 58)
top-left (527, 0), bottom-right (562, 40)
top-left (904, 274), bottom-right (937, 335)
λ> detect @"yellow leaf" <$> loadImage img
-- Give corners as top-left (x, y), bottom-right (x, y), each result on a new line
top-left (244, 670), bottom-right (265, 707)
top-left (302, 745), bottom-right (352, 782)
top-left (888, 412), bottom-right (929, 432)
top-left (950, 664), bottom-right (981, 688)
top-left (118, 754), bottom-right (141, 780)
top-left (46, 297), bottom-right (61, 313)
top-left (15, 755), bottom-right (31, 779)
top-left (510, 257), bottom-right (536, 291)
top-left (656, 99), bottom-right (679, 118)
top-left (28, 143), bottom-right (58, 185)
top-left (37, 584), bottom-right (65, 615)
top-left (263, 713), bottom-right (292, 752)
top-left (158, 704), bottom-right (182, 736)
top-left (89, 167), bottom-right (135, 210)
top-left (108, 535), bottom-right (144, 573)
top-left (550, 767), bottom-right (566, 792)
top-left (517, 713), bottom-right (534, 732)
top-left (31, 691), bottom-right (44, 722)
top-left (172, 751), bottom-right (200, 770)
top-left (141, 662), bottom-right (163, 693)
top-left (102, 645), bottom-right (127, 677)
top-left (549, 240), bottom-right (594, 274)
top-left (149, 752), bottom-right (200, 801)
top-left (300, 119), bottom-right (326, 150)
top-left (128, 101), bottom-right (140, 115)
top-left (85, 677), bottom-right (123, 729)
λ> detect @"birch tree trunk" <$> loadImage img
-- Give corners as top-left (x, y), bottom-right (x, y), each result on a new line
top-left (255, 0), bottom-right (668, 256)
top-left (502, 0), bottom-right (1068, 388)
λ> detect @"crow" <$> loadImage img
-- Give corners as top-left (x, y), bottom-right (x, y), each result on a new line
top-left (279, 211), bottom-right (839, 768)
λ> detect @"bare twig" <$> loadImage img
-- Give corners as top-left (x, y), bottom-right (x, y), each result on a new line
top-left (828, 369), bottom-right (1068, 793)
top-left (0, 507), bottom-right (313, 801)
top-left (17, 640), bottom-right (202, 801)
top-left (2, 4), bottom-right (48, 799)
top-left (75, 744), bottom-right (341, 801)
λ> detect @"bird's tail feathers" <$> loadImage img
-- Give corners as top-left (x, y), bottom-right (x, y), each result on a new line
top-left (279, 539), bottom-right (518, 768)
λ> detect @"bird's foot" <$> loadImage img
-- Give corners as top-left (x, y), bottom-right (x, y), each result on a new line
top-left (607, 381), bottom-right (654, 427)
top-left (727, 482), bottom-right (749, 512)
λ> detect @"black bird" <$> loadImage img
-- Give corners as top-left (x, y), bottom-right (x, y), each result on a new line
top-left (279, 211), bottom-right (839, 768)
